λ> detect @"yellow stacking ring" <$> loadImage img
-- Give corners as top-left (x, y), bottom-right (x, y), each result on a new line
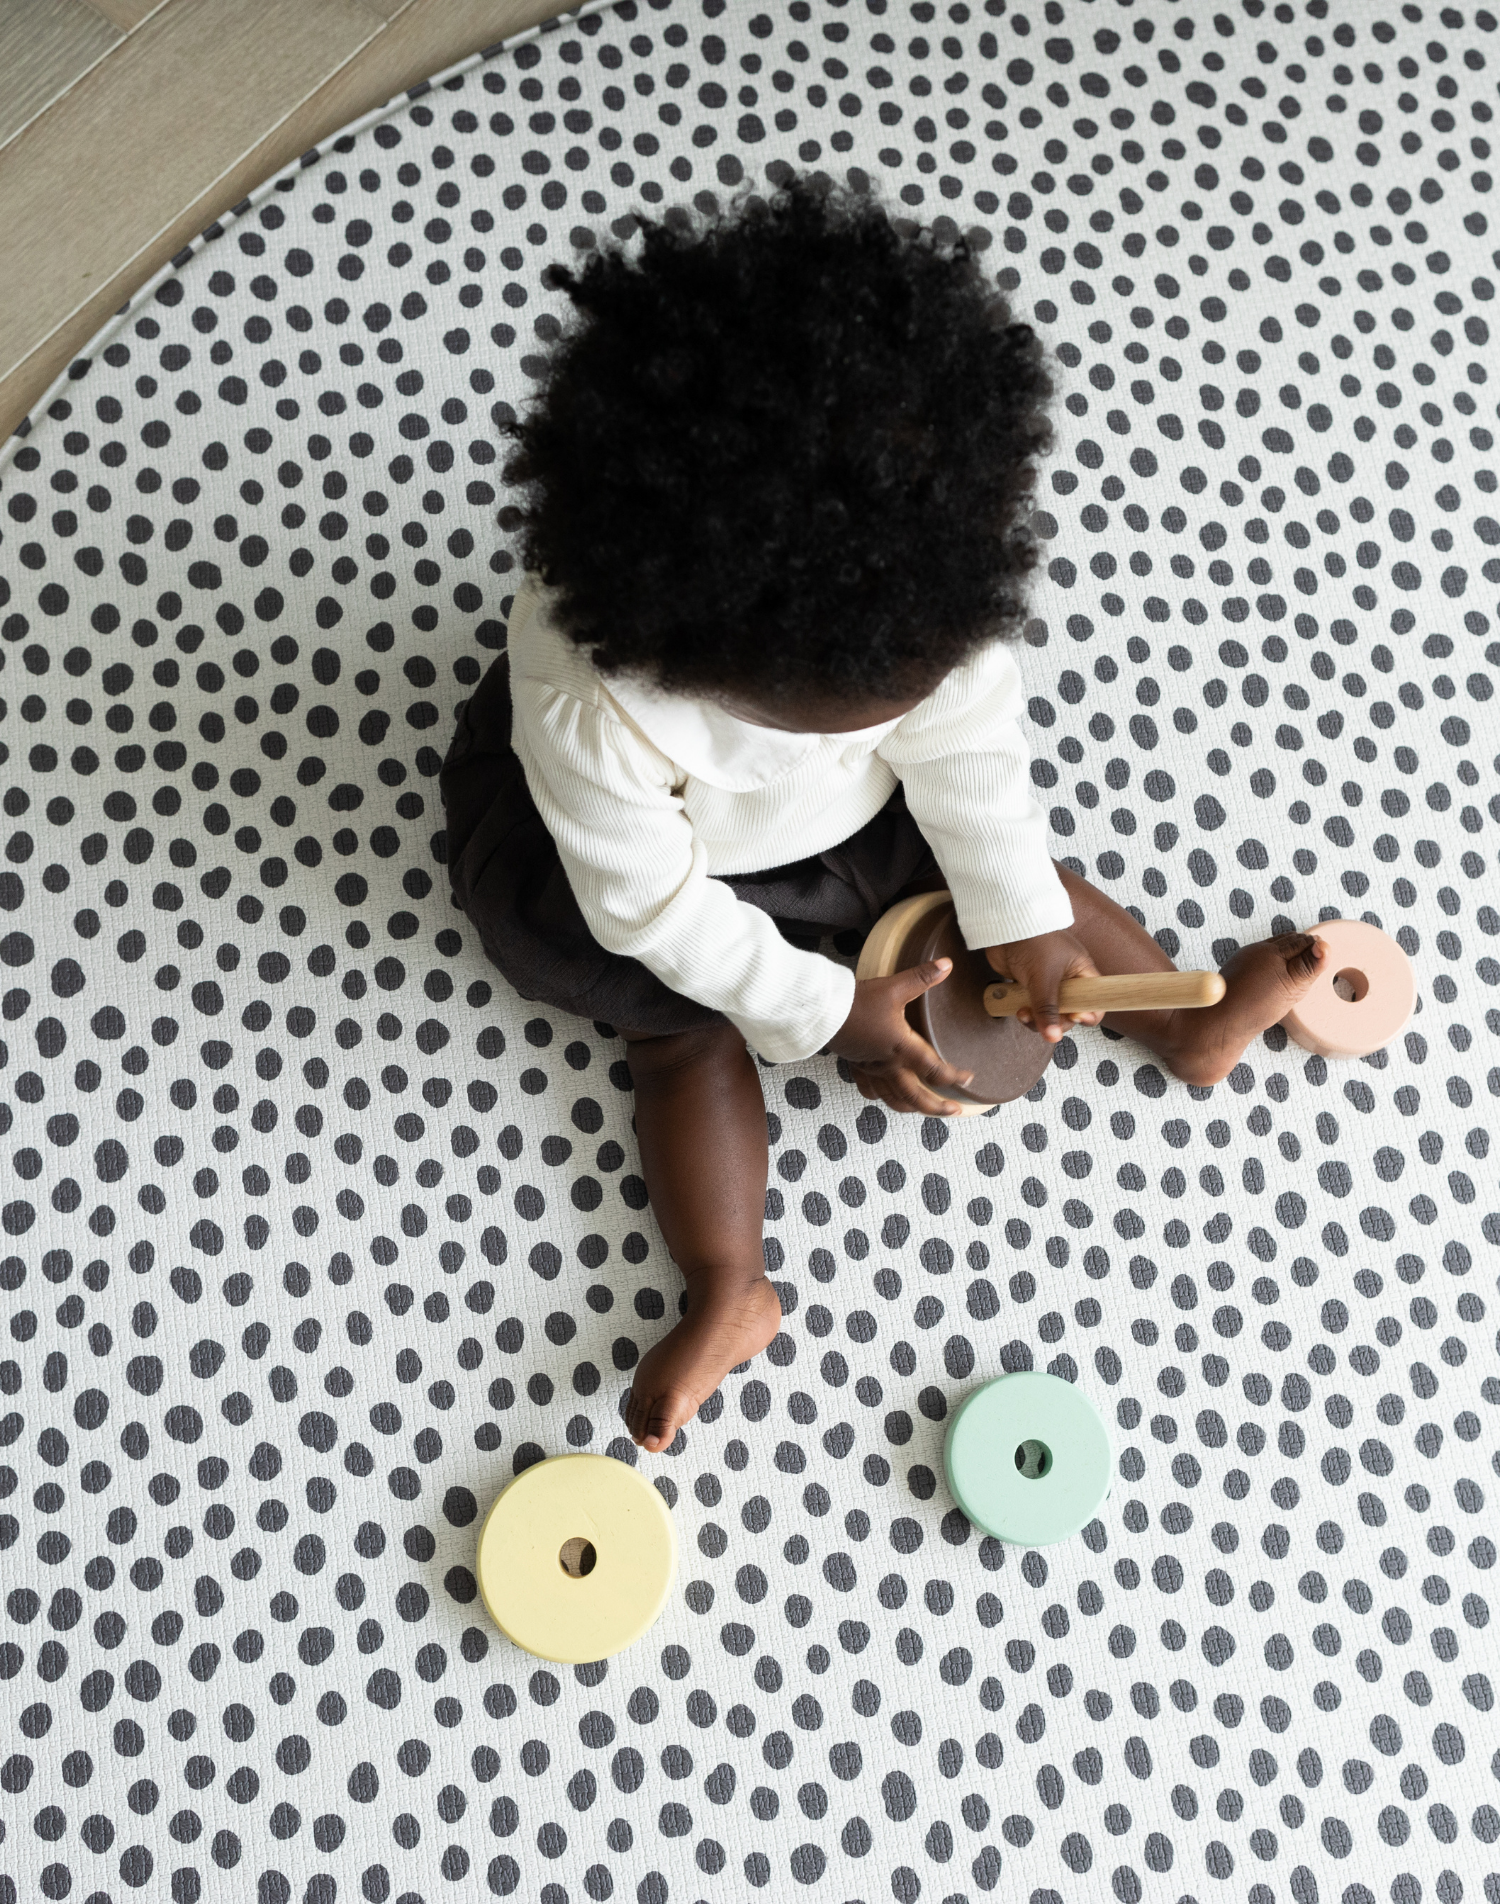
top-left (475, 1453), bottom-right (678, 1663)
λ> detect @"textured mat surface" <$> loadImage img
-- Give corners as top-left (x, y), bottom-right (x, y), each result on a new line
top-left (1, 2), bottom-right (1498, 1902)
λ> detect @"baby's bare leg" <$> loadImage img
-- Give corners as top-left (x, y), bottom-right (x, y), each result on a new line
top-left (1054, 862), bottom-right (1324, 1087)
top-left (618, 1021), bottom-right (781, 1453)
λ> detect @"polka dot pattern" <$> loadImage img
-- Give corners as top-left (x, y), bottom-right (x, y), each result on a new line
top-left (2, 1), bottom-right (1498, 1901)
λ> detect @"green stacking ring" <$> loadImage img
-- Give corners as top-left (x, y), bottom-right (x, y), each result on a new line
top-left (944, 1372), bottom-right (1112, 1547)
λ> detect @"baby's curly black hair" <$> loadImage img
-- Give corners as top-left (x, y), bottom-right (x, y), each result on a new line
top-left (496, 169), bottom-right (1054, 705)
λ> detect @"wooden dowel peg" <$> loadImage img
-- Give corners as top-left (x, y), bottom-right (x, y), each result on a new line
top-left (982, 970), bottom-right (1226, 1019)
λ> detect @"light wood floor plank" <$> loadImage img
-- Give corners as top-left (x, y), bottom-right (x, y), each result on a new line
top-left (0, 0), bottom-right (574, 443)
top-left (79, 0), bottom-right (170, 31)
top-left (0, 0), bottom-right (383, 381)
top-left (0, 0), bottom-right (121, 149)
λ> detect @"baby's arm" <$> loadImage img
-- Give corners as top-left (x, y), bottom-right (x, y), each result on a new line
top-left (879, 637), bottom-right (1101, 1037)
top-left (510, 680), bottom-right (855, 1062)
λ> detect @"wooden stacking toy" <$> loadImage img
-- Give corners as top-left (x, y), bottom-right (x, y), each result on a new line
top-left (856, 889), bottom-right (1225, 1111)
top-left (476, 1453), bottom-right (677, 1663)
top-left (1278, 917), bottom-right (1416, 1058)
top-left (945, 1371), bottom-right (1112, 1546)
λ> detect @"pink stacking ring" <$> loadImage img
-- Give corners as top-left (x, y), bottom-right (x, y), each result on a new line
top-left (1279, 919), bottom-right (1416, 1060)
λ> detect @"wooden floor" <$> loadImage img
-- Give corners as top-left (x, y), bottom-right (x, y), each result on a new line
top-left (0, 0), bottom-right (574, 445)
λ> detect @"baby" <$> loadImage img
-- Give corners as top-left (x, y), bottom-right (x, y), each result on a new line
top-left (440, 172), bottom-right (1325, 1456)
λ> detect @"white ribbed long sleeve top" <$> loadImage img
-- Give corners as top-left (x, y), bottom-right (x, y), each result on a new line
top-left (505, 570), bottom-right (1073, 1063)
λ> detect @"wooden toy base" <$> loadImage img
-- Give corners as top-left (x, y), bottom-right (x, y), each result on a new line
top-left (855, 890), bottom-right (1050, 1108)
top-left (855, 890), bottom-right (1221, 1108)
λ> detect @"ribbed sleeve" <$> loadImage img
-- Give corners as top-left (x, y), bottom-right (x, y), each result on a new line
top-left (880, 638), bottom-right (1074, 951)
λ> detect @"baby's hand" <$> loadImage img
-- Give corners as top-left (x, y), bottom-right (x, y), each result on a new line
top-left (985, 929), bottom-right (1102, 1043)
top-left (827, 960), bottom-right (976, 1116)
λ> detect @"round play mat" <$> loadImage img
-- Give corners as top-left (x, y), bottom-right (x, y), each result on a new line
top-left (1, 2), bottom-right (1496, 1901)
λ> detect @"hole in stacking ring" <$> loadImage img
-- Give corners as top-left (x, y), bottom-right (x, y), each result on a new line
top-left (1014, 1439), bottom-right (1052, 1480)
top-left (1331, 968), bottom-right (1369, 1003)
top-left (558, 1537), bottom-right (597, 1578)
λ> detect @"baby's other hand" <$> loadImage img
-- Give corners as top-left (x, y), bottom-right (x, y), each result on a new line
top-left (827, 961), bottom-right (976, 1116)
top-left (985, 929), bottom-right (1101, 1043)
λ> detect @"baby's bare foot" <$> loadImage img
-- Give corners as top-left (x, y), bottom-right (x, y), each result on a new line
top-left (624, 1274), bottom-right (782, 1454)
top-left (1163, 931), bottom-right (1326, 1086)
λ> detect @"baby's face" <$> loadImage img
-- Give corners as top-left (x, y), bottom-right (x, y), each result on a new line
top-left (716, 680), bottom-right (937, 735)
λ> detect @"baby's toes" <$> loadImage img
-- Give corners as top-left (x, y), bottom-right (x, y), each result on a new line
top-left (1272, 931), bottom-right (1324, 985)
top-left (638, 1390), bottom-right (691, 1452)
